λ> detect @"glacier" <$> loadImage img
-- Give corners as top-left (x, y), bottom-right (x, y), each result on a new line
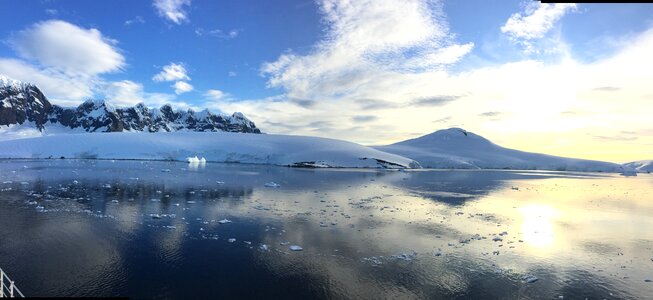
top-left (0, 131), bottom-right (420, 169)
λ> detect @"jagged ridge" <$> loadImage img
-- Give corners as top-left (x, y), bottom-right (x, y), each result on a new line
top-left (0, 75), bottom-right (260, 134)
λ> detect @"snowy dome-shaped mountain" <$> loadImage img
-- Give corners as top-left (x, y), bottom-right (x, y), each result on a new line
top-left (375, 128), bottom-right (628, 172)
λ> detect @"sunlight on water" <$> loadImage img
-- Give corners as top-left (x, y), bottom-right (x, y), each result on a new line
top-left (520, 204), bottom-right (558, 249)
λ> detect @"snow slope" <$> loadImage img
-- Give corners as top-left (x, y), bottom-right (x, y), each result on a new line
top-left (0, 132), bottom-right (420, 169)
top-left (375, 128), bottom-right (628, 173)
top-left (623, 160), bottom-right (653, 173)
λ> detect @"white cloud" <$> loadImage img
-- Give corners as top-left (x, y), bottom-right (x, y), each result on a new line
top-left (501, 2), bottom-right (576, 52)
top-left (228, 71), bottom-right (237, 77)
top-left (261, 0), bottom-right (472, 102)
top-left (125, 16), bottom-right (145, 26)
top-left (152, 62), bottom-right (190, 82)
top-left (204, 89), bottom-right (227, 101)
top-left (45, 9), bottom-right (58, 16)
top-left (8, 20), bottom-right (125, 76)
top-left (172, 81), bottom-right (193, 94)
top-left (195, 28), bottom-right (239, 39)
top-left (153, 0), bottom-right (191, 24)
top-left (1, 20), bottom-right (126, 105)
top-left (0, 58), bottom-right (93, 106)
top-left (103, 80), bottom-right (197, 109)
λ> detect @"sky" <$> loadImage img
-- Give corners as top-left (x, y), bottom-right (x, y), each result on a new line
top-left (0, 0), bottom-right (652, 163)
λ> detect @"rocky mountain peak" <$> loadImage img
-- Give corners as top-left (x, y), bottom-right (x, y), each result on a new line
top-left (0, 75), bottom-right (261, 134)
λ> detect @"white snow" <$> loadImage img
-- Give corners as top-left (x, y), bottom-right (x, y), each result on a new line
top-left (623, 160), bottom-right (653, 173)
top-left (0, 131), bottom-right (419, 169)
top-left (375, 128), bottom-right (630, 173)
top-left (0, 121), bottom-right (90, 142)
top-left (187, 156), bottom-right (207, 164)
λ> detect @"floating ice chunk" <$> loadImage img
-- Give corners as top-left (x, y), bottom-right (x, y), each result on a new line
top-left (264, 182), bottom-right (281, 188)
top-left (393, 251), bottom-right (418, 261)
top-left (492, 236), bottom-right (503, 242)
top-left (244, 241), bottom-right (252, 245)
top-left (228, 238), bottom-right (236, 243)
top-left (289, 245), bottom-right (303, 251)
top-left (259, 244), bottom-right (269, 251)
top-left (434, 249), bottom-right (442, 256)
top-left (218, 218), bottom-right (232, 224)
top-left (161, 169), bottom-right (171, 172)
top-left (187, 156), bottom-right (207, 164)
top-left (72, 180), bottom-right (79, 184)
top-left (216, 181), bottom-right (225, 184)
top-left (150, 214), bottom-right (161, 219)
top-left (111, 200), bottom-right (119, 203)
top-left (35, 205), bottom-right (45, 211)
top-left (522, 275), bottom-right (539, 283)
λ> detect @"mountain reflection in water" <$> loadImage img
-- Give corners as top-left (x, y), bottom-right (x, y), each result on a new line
top-left (0, 160), bottom-right (652, 299)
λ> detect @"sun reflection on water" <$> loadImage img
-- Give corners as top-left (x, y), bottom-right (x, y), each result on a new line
top-left (520, 204), bottom-right (560, 249)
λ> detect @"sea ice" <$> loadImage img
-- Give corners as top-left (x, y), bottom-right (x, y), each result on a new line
top-left (289, 245), bottom-right (303, 251)
top-left (264, 182), bottom-right (281, 188)
top-left (522, 275), bottom-right (539, 283)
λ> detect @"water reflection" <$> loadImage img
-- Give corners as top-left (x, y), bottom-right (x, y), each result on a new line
top-left (520, 204), bottom-right (558, 248)
top-left (0, 160), bottom-right (651, 299)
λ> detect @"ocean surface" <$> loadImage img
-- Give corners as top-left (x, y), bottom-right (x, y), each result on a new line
top-left (0, 159), bottom-right (652, 299)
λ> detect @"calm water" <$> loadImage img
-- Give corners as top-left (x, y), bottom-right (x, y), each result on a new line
top-left (0, 160), bottom-right (652, 299)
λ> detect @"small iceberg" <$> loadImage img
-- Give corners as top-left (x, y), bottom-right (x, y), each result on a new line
top-left (264, 182), bottom-right (281, 188)
top-left (187, 156), bottom-right (207, 164)
top-left (218, 218), bottom-right (232, 224)
top-left (289, 245), bottom-right (303, 251)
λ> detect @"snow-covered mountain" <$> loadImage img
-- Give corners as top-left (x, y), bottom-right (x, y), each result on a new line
top-left (0, 132), bottom-right (420, 169)
top-left (0, 75), bottom-right (260, 138)
top-left (623, 160), bottom-right (652, 173)
top-left (375, 128), bottom-right (629, 172)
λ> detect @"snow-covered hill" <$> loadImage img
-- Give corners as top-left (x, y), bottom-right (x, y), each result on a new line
top-left (0, 75), bottom-right (260, 140)
top-left (375, 128), bottom-right (629, 172)
top-left (623, 160), bottom-right (653, 173)
top-left (0, 132), bottom-right (421, 169)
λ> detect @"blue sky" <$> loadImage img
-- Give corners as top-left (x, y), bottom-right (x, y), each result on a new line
top-left (1, 0), bottom-right (653, 161)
